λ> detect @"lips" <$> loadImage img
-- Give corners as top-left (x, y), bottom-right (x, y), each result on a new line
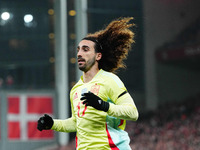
top-left (78, 58), bottom-right (85, 64)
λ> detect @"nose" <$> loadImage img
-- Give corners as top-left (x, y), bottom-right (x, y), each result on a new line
top-left (77, 50), bottom-right (82, 58)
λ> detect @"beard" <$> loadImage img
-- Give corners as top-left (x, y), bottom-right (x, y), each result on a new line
top-left (78, 56), bottom-right (96, 72)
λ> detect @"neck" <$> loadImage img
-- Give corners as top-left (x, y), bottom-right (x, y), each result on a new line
top-left (83, 67), bottom-right (100, 83)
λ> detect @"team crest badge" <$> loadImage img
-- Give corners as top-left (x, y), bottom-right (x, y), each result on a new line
top-left (90, 83), bottom-right (100, 95)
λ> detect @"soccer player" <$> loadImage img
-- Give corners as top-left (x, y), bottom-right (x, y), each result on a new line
top-left (37, 17), bottom-right (139, 150)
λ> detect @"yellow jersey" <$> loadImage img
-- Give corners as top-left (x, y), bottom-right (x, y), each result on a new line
top-left (52, 69), bottom-right (138, 150)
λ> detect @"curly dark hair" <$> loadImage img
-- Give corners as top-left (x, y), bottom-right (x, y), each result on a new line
top-left (83, 17), bottom-right (135, 73)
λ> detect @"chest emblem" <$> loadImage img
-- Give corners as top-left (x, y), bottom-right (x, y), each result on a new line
top-left (90, 83), bottom-right (100, 95)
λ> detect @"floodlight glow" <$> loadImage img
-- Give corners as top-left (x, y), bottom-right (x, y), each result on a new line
top-left (1, 12), bottom-right (10, 20)
top-left (24, 14), bottom-right (33, 23)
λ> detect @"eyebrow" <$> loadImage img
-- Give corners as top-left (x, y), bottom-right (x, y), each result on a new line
top-left (77, 45), bottom-right (90, 49)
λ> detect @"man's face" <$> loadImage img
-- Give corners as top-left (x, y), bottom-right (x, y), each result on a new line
top-left (77, 40), bottom-right (101, 72)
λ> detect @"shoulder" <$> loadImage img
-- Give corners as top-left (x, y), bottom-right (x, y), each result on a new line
top-left (99, 70), bottom-right (124, 88)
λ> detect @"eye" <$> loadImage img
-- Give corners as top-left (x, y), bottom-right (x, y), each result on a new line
top-left (82, 46), bottom-right (89, 51)
top-left (77, 46), bottom-right (80, 52)
top-left (84, 47), bottom-right (89, 51)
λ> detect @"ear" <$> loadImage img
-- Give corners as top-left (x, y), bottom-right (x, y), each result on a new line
top-left (96, 52), bottom-right (102, 61)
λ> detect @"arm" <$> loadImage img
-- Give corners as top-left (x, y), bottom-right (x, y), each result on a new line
top-left (37, 109), bottom-right (77, 132)
top-left (106, 75), bottom-right (139, 121)
top-left (51, 94), bottom-right (77, 132)
top-left (51, 116), bottom-right (76, 132)
top-left (107, 92), bottom-right (139, 121)
top-left (81, 91), bottom-right (138, 121)
top-left (38, 91), bottom-right (77, 132)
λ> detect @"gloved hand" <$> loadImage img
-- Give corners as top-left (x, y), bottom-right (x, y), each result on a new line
top-left (37, 114), bottom-right (54, 131)
top-left (80, 91), bottom-right (109, 112)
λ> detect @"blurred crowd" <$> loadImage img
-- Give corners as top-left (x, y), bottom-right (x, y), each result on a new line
top-left (127, 93), bottom-right (200, 150)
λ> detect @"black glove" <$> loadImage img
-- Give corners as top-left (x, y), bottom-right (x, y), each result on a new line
top-left (37, 114), bottom-right (54, 131)
top-left (80, 91), bottom-right (109, 112)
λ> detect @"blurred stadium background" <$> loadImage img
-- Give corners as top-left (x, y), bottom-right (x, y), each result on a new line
top-left (0, 0), bottom-right (199, 149)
